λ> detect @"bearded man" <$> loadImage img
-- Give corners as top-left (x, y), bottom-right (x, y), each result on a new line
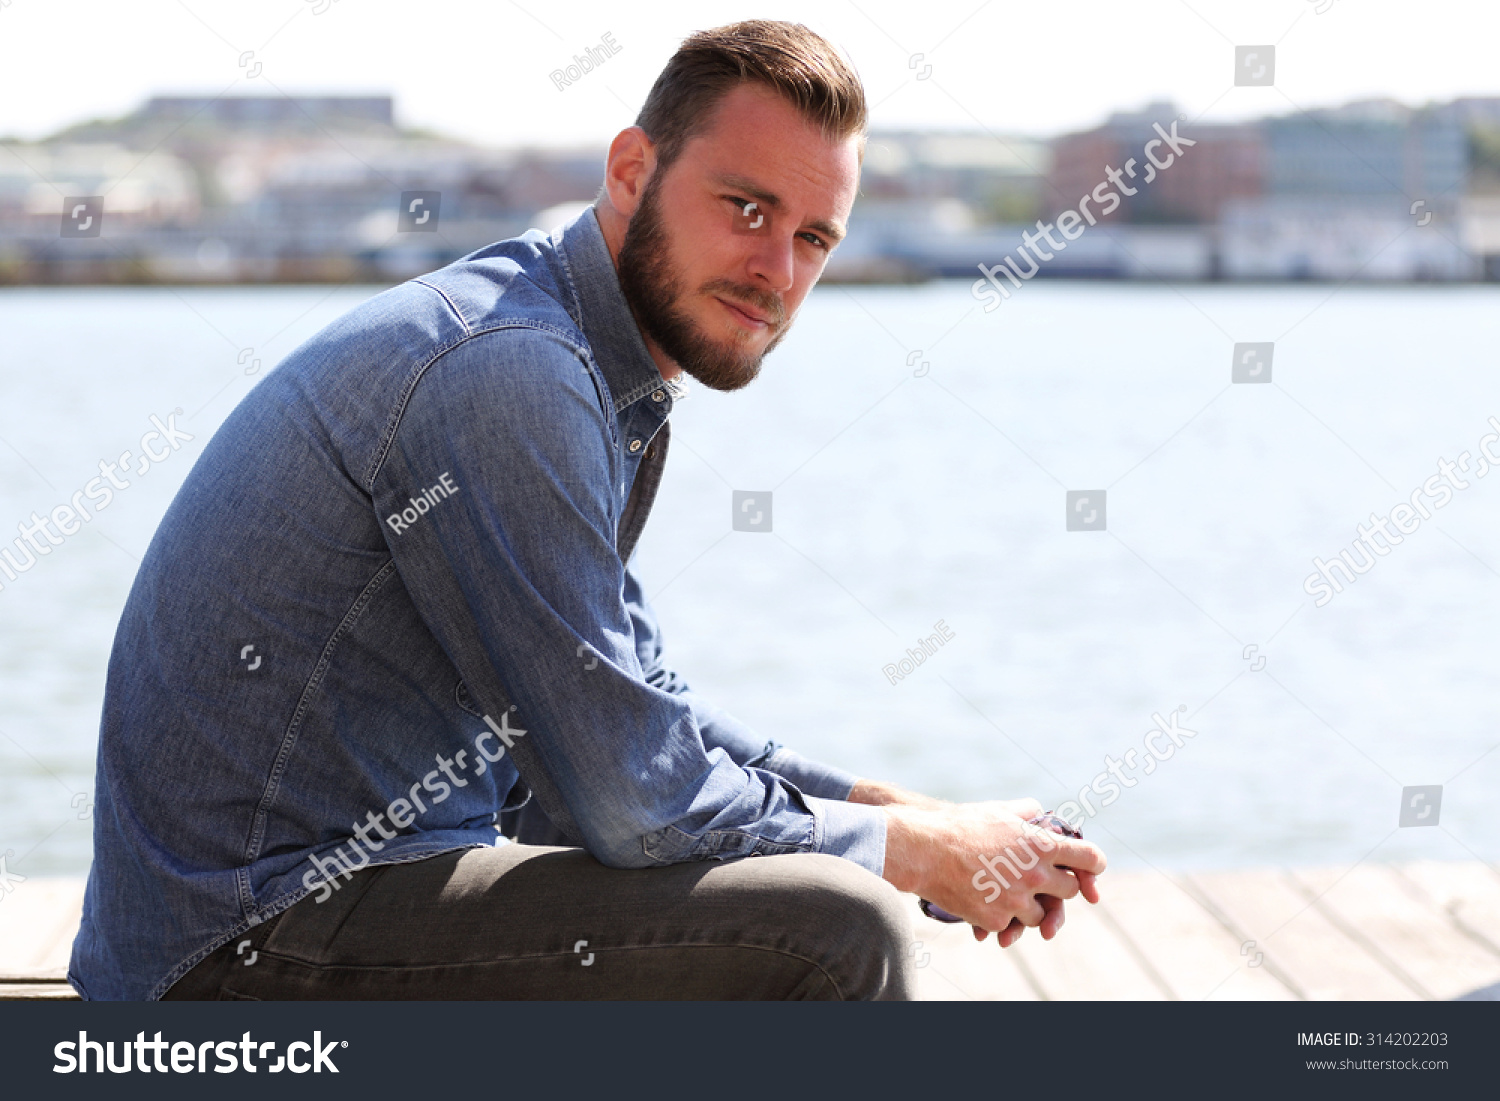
top-left (71, 19), bottom-right (1104, 1002)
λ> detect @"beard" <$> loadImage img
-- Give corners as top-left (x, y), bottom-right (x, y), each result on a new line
top-left (615, 174), bottom-right (790, 393)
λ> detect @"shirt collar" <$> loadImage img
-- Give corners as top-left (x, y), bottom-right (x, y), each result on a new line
top-left (556, 205), bottom-right (683, 414)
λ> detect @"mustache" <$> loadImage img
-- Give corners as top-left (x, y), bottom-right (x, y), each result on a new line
top-left (701, 279), bottom-right (786, 327)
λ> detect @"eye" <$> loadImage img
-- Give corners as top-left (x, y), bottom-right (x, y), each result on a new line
top-left (798, 231), bottom-right (829, 251)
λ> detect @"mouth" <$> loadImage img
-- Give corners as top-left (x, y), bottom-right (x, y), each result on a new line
top-left (714, 295), bottom-right (773, 331)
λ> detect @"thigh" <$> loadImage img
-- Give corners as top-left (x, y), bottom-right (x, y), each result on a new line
top-left (167, 845), bottom-right (914, 1001)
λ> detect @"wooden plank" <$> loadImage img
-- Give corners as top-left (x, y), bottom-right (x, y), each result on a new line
top-left (0, 982), bottom-right (79, 1000)
top-left (1095, 867), bottom-right (1298, 1001)
top-left (1289, 864), bottom-right (1500, 1001)
top-left (908, 907), bottom-right (1041, 1001)
top-left (1003, 886), bottom-right (1168, 1000)
top-left (1394, 861), bottom-right (1500, 964)
top-left (0, 878), bottom-right (85, 980)
top-left (1185, 868), bottom-right (1417, 1000)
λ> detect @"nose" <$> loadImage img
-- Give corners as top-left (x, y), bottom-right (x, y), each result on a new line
top-left (744, 231), bottom-right (795, 295)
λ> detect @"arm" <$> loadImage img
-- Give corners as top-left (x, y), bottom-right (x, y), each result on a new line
top-left (621, 558), bottom-right (862, 800)
top-left (620, 552), bottom-right (1104, 940)
top-left (376, 328), bottom-right (886, 873)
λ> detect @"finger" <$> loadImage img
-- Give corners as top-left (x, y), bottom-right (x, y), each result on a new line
top-left (1047, 837), bottom-right (1107, 875)
top-left (1038, 894), bottom-right (1066, 940)
top-left (1035, 862), bottom-right (1082, 901)
top-left (1076, 869), bottom-right (1100, 905)
top-left (1014, 895), bottom-right (1048, 928)
top-left (972, 925), bottom-right (989, 942)
top-left (998, 919), bottom-right (1025, 948)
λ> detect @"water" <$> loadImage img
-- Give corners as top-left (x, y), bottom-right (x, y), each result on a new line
top-left (2, 280), bottom-right (1497, 877)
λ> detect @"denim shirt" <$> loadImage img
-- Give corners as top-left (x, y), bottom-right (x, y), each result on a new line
top-left (69, 207), bottom-right (887, 1001)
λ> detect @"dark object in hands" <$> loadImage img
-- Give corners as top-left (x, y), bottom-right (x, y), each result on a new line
top-left (918, 811), bottom-right (1083, 923)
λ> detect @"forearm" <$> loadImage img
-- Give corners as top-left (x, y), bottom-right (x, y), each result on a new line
top-left (847, 778), bottom-right (948, 811)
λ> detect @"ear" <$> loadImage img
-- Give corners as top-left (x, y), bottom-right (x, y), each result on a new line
top-left (602, 126), bottom-right (657, 218)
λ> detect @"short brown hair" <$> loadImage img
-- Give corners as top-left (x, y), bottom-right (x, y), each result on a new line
top-left (634, 20), bottom-right (867, 169)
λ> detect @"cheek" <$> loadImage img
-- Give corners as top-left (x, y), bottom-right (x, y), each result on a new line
top-left (786, 263), bottom-right (823, 307)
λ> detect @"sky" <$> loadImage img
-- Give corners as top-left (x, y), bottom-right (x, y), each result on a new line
top-left (0, 0), bottom-right (1497, 146)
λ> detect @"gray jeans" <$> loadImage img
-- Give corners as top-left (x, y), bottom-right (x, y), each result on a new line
top-left (162, 844), bottom-right (915, 1000)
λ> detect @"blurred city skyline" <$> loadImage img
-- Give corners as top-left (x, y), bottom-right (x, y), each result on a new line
top-left (4, 86), bottom-right (1499, 285)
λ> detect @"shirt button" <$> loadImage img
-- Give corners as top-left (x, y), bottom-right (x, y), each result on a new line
top-left (628, 439), bottom-right (643, 453)
top-left (651, 390), bottom-right (666, 402)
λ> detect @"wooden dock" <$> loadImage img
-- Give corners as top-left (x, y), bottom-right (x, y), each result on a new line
top-left (5, 861), bottom-right (1498, 1000)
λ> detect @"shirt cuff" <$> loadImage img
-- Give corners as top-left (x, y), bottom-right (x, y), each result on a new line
top-left (807, 795), bottom-right (887, 878)
top-left (763, 746), bottom-right (861, 801)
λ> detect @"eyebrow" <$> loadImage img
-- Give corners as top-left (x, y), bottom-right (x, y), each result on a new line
top-left (713, 172), bottom-right (847, 245)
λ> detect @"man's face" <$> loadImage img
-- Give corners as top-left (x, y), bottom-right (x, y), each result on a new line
top-left (616, 82), bottom-right (860, 391)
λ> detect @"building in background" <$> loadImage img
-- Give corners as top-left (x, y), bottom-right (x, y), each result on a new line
top-left (1, 93), bottom-right (1498, 285)
top-left (825, 130), bottom-right (1049, 281)
top-left (1219, 99), bottom-right (1475, 280)
top-left (1046, 102), bottom-right (1265, 227)
top-left (0, 95), bottom-right (601, 283)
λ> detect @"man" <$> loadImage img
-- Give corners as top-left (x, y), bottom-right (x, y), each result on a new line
top-left (71, 20), bottom-right (1105, 1002)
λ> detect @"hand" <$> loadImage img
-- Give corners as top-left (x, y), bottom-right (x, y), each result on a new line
top-left (973, 894), bottom-right (1067, 947)
top-left (882, 801), bottom-right (1106, 939)
top-left (967, 802), bottom-right (1100, 946)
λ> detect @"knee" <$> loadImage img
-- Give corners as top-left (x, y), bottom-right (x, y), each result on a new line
top-left (778, 854), bottom-right (915, 999)
top-left (803, 855), bottom-right (909, 944)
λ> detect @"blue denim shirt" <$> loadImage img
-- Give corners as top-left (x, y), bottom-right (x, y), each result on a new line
top-left (68, 207), bottom-right (887, 1001)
